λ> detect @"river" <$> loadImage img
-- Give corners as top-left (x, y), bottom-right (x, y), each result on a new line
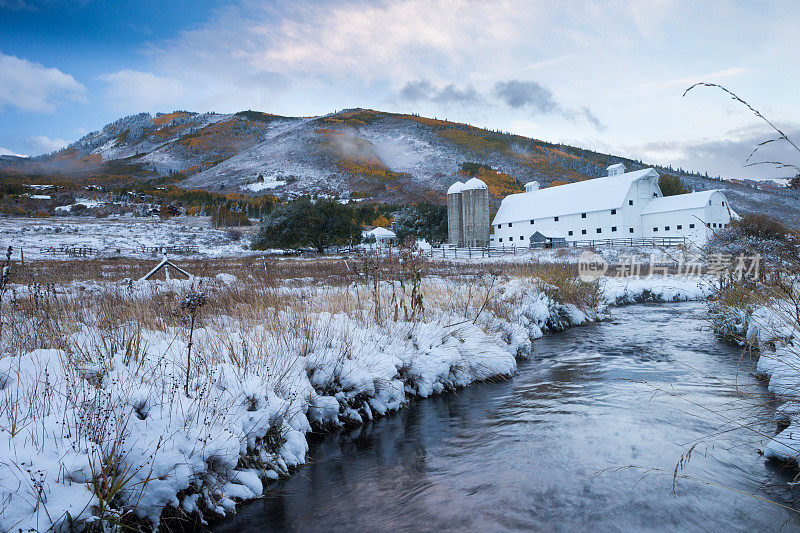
top-left (215, 302), bottom-right (799, 532)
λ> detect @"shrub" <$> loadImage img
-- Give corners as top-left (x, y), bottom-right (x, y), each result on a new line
top-left (706, 213), bottom-right (797, 270)
top-left (733, 213), bottom-right (789, 241)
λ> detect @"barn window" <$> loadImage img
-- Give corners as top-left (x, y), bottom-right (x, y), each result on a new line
top-left (581, 229), bottom-right (587, 235)
top-left (629, 228), bottom-right (634, 233)
top-left (653, 192), bottom-right (658, 197)
top-left (596, 228), bottom-right (602, 233)
top-left (581, 213), bottom-right (587, 218)
top-left (509, 236), bottom-right (514, 241)
top-left (689, 223), bottom-right (695, 228)
top-left (665, 226), bottom-right (670, 231)
top-left (722, 201), bottom-right (725, 206)
top-left (653, 227), bottom-right (658, 232)
top-left (677, 225), bottom-right (682, 230)
top-left (629, 200), bottom-right (634, 206)
top-left (554, 216), bottom-right (559, 221)
top-left (509, 223), bottom-right (513, 227)
top-left (530, 220), bottom-right (534, 225)
top-left (568, 230), bottom-right (574, 236)
top-left (520, 236), bottom-right (524, 241)
top-left (499, 238), bottom-right (503, 242)
top-left (611, 226), bottom-right (617, 232)
top-left (611, 209), bottom-right (616, 215)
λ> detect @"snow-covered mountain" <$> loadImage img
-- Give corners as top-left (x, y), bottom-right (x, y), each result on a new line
top-left (4, 108), bottom-right (800, 218)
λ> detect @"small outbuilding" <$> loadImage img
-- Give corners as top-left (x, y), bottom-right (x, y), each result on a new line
top-left (362, 227), bottom-right (397, 247)
top-left (529, 230), bottom-right (567, 249)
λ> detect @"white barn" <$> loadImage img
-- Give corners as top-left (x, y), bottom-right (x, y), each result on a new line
top-left (490, 164), bottom-right (735, 247)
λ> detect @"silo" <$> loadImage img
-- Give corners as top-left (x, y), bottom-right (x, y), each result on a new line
top-left (446, 181), bottom-right (464, 246)
top-left (461, 178), bottom-right (489, 247)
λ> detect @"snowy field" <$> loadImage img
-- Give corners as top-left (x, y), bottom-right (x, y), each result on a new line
top-left (0, 216), bottom-right (255, 260)
top-left (0, 266), bottom-right (708, 531)
top-left (0, 216), bottom-right (701, 272)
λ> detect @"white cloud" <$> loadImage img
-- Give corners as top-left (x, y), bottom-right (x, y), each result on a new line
top-left (26, 135), bottom-right (68, 154)
top-left (0, 146), bottom-right (27, 157)
top-left (568, 122), bottom-right (800, 179)
top-left (100, 69), bottom-right (185, 112)
top-left (0, 52), bottom-right (85, 112)
top-left (102, 0), bottom-right (676, 114)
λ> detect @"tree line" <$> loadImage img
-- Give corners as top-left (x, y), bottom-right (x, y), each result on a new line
top-left (251, 197), bottom-right (447, 252)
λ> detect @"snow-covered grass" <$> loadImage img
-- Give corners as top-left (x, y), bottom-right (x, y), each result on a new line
top-left (0, 257), bottom-right (708, 531)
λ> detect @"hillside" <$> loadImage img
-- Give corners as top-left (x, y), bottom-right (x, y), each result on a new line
top-left (2, 108), bottom-right (799, 220)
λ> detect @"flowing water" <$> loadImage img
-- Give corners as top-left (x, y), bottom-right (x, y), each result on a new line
top-left (216, 302), bottom-right (800, 532)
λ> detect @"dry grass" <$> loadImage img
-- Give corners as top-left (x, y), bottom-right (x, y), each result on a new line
top-left (516, 262), bottom-right (602, 312)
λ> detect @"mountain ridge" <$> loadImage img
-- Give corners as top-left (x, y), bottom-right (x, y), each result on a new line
top-left (2, 108), bottom-right (799, 220)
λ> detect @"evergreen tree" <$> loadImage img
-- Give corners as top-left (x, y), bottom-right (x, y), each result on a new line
top-left (252, 197), bottom-right (361, 252)
top-left (658, 175), bottom-right (689, 196)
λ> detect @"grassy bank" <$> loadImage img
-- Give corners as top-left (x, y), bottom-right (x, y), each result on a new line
top-left (1, 252), bottom-right (621, 531)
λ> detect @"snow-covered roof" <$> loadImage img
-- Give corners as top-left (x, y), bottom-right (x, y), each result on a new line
top-left (463, 177), bottom-right (487, 190)
top-left (606, 163), bottom-right (626, 171)
top-left (366, 227), bottom-right (396, 238)
top-left (447, 181), bottom-right (465, 194)
top-left (640, 190), bottom-right (721, 215)
top-left (493, 168), bottom-right (658, 225)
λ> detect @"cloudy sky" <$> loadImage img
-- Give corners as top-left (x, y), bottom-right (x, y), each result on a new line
top-left (0, 0), bottom-right (798, 178)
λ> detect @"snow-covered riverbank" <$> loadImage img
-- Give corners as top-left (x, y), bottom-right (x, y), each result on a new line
top-left (711, 301), bottom-right (800, 464)
top-left (0, 274), bottom-right (708, 531)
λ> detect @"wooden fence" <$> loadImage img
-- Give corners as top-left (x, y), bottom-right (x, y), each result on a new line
top-left (40, 246), bottom-right (99, 257)
top-left (139, 245), bottom-right (200, 255)
top-left (335, 237), bottom-right (686, 260)
top-left (568, 237), bottom-right (687, 248)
